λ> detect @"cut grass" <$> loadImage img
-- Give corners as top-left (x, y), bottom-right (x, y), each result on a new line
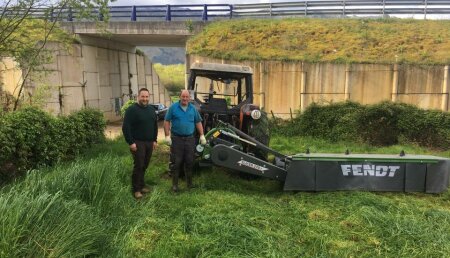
top-left (1, 136), bottom-right (449, 257)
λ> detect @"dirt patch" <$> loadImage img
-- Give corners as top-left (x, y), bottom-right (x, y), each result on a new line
top-left (105, 120), bottom-right (166, 140)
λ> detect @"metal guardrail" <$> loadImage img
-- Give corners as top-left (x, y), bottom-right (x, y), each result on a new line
top-left (2, 0), bottom-right (450, 21)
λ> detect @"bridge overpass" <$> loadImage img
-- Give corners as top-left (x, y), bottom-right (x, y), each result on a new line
top-left (61, 21), bottom-right (206, 47)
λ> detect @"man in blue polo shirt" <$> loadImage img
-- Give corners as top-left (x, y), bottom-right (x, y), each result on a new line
top-left (164, 89), bottom-right (206, 192)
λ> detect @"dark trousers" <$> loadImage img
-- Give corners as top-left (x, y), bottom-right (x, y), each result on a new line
top-left (171, 136), bottom-right (195, 188)
top-left (131, 140), bottom-right (153, 192)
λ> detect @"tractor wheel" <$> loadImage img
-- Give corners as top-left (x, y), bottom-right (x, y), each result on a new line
top-left (248, 110), bottom-right (270, 161)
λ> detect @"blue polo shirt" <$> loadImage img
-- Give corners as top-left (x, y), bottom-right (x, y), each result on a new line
top-left (164, 102), bottom-right (202, 136)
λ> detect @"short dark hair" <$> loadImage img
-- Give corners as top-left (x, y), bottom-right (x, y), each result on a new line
top-left (138, 88), bottom-right (149, 95)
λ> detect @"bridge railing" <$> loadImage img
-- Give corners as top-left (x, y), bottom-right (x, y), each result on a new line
top-left (2, 0), bottom-right (450, 21)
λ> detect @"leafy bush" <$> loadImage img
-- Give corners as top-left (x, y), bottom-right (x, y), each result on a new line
top-left (120, 99), bottom-right (136, 117)
top-left (397, 104), bottom-right (450, 149)
top-left (356, 101), bottom-right (403, 146)
top-left (272, 101), bottom-right (450, 149)
top-left (0, 107), bottom-right (106, 183)
top-left (299, 101), bottom-right (362, 141)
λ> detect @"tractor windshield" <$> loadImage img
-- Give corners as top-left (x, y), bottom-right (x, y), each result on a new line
top-left (189, 70), bottom-right (252, 108)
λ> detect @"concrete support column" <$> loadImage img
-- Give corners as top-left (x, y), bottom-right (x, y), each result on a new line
top-left (442, 65), bottom-right (449, 111)
top-left (392, 64), bottom-right (399, 102)
top-left (344, 64), bottom-right (350, 100)
top-left (300, 62), bottom-right (306, 112)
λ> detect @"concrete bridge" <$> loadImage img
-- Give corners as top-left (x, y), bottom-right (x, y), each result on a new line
top-left (61, 21), bottom-right (206, 47)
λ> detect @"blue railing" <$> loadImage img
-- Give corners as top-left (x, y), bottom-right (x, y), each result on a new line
top-left (4, 0), bottom-right (450, 21)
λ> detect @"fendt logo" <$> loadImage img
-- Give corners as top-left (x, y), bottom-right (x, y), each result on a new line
top-left (237, 160), bottom-right (268, 172)
top-left (341, 164), bottom-right (400, 177)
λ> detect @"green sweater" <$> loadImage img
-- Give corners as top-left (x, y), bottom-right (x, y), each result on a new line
top-left (122, 103), bottom-right (158, 145)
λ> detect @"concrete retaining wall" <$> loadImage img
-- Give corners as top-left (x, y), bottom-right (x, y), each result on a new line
top-left (1, 38), bottom-right (171, 121)
top-left (188, 56), bottom-right (449, 117)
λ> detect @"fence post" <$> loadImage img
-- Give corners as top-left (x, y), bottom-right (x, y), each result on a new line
top-left (424, 0), bottom-right (428, 19)
top-left (202, 5), bottom-right (208, 21)
top-left (68, 7), bottom-right (72, 21)
top-left (131, 6), bottom-right (136, 21)
top-left (290, 108), bottom-right (293, 121)
top-left (229, 5), bottom-right (233, 19)
top-left (342, 0), bottom-right (346, 16)
top-left (165, 5), bottom-right (171, 21)
top-left (304, 1), bottom-right (308, 16)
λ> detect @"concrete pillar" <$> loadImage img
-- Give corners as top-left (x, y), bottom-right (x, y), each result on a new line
top-left (392, 64), bottom-right (399, 102)
top-left (442, 65), bottom-right (449, 111)
top-left (300, 62), bottom-right (306, 112)
top-left (344, 64), bottom-right (350, 100)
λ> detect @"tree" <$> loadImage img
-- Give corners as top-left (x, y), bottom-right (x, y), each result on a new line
top-left (0, 0), bottom-right (113, 111)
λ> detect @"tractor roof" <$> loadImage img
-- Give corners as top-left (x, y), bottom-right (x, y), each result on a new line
top-left (190, 62), bottom-right (253, 74)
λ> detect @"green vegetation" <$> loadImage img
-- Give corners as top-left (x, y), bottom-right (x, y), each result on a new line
top-left (0, 0), bottom-right (112, 111)
top-left (188, 18), bottom-right (450, 64)
top-left (271, 101), bottom-right (450, 149)
top-left (1, 135), bottom-right (449, 256)
top-left (153, 63), bottom-right (186, 95)
top-left (0, 108), bottom-right (105, 183)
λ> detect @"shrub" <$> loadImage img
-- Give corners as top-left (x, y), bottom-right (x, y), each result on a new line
top-left (0, 107), bottom-right (106, 183)
top-left (297, 101), bottom-right (363, 141)
top-left (397, 104), bottom-right (450, 149)
top-left (356, 101), bottom-right (403, 146)
top-left (120, 99), bottom-right (136, 117)
top-left (271, 101), bottom-right (450, 149)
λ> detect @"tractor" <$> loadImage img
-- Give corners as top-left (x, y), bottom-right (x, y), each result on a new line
top-left (187, 62), bottom-right (269, 161)
top-left (184, 63), bottom-right (450, 193)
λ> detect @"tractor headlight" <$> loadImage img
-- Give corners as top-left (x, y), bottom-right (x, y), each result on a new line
top-left (251, 110), bottom-right (261, 120)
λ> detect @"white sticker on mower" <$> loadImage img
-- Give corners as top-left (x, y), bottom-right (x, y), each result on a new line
top-left (341, 165), bottom-right (400, 177)
top-left (238, 160), bottom-right (268, 172)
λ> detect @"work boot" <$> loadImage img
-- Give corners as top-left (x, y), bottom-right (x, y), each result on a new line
top-left (141, 187), bottom-right (151, 193)
top-left (134, 191), bottom-right (143, 199)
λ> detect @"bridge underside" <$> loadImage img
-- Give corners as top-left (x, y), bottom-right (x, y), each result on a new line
top-left (61, 21), bottom-right (205, 47)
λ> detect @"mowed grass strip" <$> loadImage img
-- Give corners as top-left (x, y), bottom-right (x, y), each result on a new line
top-left (1, 136), bottom-right (450, 257)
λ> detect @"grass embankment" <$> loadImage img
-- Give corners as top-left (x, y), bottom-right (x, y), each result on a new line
top-left (188, 18), bottom-right (450, 64)
top-left (1, 136), bottom-right (450, 256)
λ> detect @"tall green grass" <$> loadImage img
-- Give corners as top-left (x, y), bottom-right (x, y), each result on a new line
top-left (1, 137), bottom-right (450, 256)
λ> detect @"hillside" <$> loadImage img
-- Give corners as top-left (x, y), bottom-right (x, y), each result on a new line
top-left (187, 18), bottom-right (450, 65)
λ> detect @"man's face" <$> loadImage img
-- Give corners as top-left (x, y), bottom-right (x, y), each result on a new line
top-left (180, 91), bottom-right (190, 106)
top-left (138, 90), bottom-right (150, 106)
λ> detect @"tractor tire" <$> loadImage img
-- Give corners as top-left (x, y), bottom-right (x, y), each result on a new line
top-left (248, 110), bottom-right (270, 161)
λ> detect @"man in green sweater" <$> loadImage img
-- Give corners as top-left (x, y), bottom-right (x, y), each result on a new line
top-left (122, 88), bottom-right (158, 199)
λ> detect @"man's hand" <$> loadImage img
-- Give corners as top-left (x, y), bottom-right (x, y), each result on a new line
top-left (199, 135), bottom-right (207, 145)
top-left (130, 143), bottom-right (137, 152)
top-left (153, 141), bottom-right (157, 150)
top-left (164, 136), bottom-right (172, 146)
